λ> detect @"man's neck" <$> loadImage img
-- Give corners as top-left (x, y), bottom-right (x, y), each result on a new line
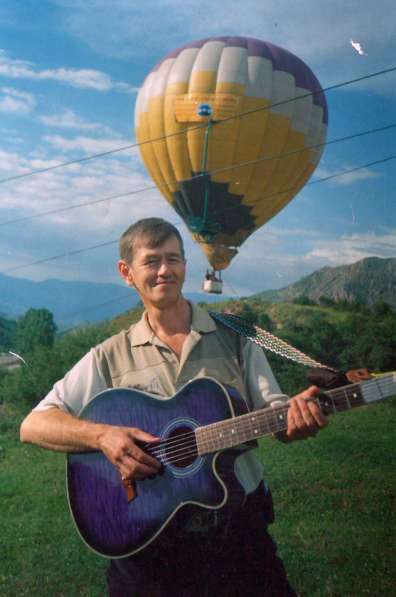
top-left (145, 296), bottom-right (191, 337)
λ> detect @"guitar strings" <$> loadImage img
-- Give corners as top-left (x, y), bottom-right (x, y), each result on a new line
top-left (145, 377), bottom-right (394, 463)
top-left (142, 390), bottom-right (379, 463)
top-left (139, 375), bottom-right (395, 466)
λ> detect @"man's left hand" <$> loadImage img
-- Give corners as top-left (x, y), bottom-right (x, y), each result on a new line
top-left (285, 385), bottom-right (327, 441)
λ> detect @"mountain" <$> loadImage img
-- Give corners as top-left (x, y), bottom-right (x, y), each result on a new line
top-left (255, 257), bottom-right (396, 308)
top-left (0, 274), bottom-right (227, 328)
top-left (0, 274), bottom-right (140, 328)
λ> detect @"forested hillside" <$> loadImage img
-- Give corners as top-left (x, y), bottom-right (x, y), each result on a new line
top-left (1, 296), bottom-right (395, 404)
top-left (1, 298), bottom-right (395, 597)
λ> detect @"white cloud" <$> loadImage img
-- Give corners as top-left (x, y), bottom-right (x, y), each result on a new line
top-left (39, 108), bottom-right (120, 138)
top-left (0, 50), bottom-right (137, 93)
top-left (43, 134), bottom-right (136, 156)
top-left (314, 164), bottom-right (379, 185)
top-left (303, 231), bottom-right (396, 265)
top-left (0, 86), bottom-right (35, 114)
top-left (40, 109), bottom-right (114, 133)
top-left (52, 0), bottom-right (396, 92)
top-left (0, 143), bottom-right (158, 234)
top-left (201, 225), bottom-right (396, 295)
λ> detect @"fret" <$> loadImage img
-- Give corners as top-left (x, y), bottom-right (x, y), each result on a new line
top-left (196, 373), bottom-right (395, 457)
top-left (325, 384), bottom-right (364, 413)
top-left (271, 407), bottom-right (288, 433)
top-left (318, 393), bottom-right (337, 416)
top-left (196, 405), bottom-right (289, 455)
top-left (343, 388), bottom-right (352, 409)
top-left (374, 378), bottom-right (384, 400)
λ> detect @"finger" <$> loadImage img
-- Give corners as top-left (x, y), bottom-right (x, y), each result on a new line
top-left (294, 396), bottom-right (319, 431)
top-left (118, 455), bottom-right (161, 480)
top-left (286, 405), bottom-right (305, 439)
top-left (130, 428), bottom-right (160, 443)
top-left (288, 398), bottom-right (311, 430)
top-left (125, 443), bottom-right (162, 471)
top-left (306, 399), bottom-right (328, 428)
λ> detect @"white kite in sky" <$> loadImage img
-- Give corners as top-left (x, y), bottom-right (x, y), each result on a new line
top-left (350, 39), bottom-right (367, 56)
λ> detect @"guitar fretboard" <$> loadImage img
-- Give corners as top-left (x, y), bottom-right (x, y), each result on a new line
top-left (196, 373), bottom-right (395, 456)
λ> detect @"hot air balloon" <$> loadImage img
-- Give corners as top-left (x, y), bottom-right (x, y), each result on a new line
top-left (134, 36), bottom-right (328, 293)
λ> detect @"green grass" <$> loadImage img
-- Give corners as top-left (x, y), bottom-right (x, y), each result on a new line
top-left (1, 398), bottom-right (395, 596)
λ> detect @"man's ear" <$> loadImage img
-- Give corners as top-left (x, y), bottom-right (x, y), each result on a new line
top-left (118, 260), bottom-right (134, 287)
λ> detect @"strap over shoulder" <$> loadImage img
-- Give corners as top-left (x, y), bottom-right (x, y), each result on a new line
top-left (209, 311), bottom-right (336, 371)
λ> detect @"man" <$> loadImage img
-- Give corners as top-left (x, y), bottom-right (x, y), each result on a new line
top-left (20, 218), bottom-right (326, 596)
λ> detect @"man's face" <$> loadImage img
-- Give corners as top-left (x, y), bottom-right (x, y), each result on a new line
top-left (119, 235), bottom-right (186, 309)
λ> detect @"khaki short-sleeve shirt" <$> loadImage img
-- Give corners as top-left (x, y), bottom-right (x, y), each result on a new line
top-left (96, 304), bottom-right (247, 400)
top-left (34, 304), bottom-right (287, 494)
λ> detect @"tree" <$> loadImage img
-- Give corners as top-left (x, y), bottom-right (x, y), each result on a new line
top-left (15, 308), bottom-right (57, 355)
top-left (318, 296), bottom-right (335, 307)
top-left (0, 316), bottom-right (17, 351)
top-left (293, 295), bottom-right (315, 306)
top-left (372, 301), bottom-right (393, 318)
top-left (257, 311), bottom-right (272, 330)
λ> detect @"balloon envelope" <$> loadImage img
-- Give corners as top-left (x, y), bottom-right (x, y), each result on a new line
top-left (135, 36), bottom-right (328, 270)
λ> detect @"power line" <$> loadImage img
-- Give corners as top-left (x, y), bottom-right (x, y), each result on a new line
top-left (1, 120), bottom-right (395, 228)
top-left (2, 152), bottom-right (394, 275)
top-left (1, 65), bottom-right (395, 185)
top-left (2, 240), bottom-right (118, 274)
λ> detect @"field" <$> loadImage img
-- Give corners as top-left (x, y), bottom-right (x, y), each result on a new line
top-left (1, 396), bottom-right (395, 596)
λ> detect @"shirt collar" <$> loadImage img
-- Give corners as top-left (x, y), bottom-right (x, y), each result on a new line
top-left (190, 302), bottom-right (217, 333)
top-left (130, 302), bottom-right (216, 347)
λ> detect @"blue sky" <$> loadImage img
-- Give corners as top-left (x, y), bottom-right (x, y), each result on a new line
top-left (0, 0), bottom-right (395, 301)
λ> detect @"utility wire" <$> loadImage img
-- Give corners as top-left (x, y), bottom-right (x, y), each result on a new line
top-left (2, 240), bottom-right (118, 274)
top-left (2, 152), bottom-right (395, 275)
top-left (1, 65), bottom-right (395, 185)
top-left (1, 121), bottom-right (395, 228)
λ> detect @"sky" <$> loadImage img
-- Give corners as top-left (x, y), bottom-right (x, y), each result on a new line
top-left (0, 0), bottom-right (395, 306)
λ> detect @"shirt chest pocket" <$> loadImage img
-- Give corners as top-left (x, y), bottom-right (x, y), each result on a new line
top-left (114, 360), bottom-right (176, 397)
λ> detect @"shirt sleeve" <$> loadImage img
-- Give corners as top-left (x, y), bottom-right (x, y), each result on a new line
top-left (242, 340), bottom-right (289, 411)
top-left (33, 348), bottom-right (108, 417)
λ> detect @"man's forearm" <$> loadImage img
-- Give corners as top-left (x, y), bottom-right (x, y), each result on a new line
top-left (20, 407), bottom-right (109, 453)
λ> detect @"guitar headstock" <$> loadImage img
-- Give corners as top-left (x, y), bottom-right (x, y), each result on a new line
top-left (317, 373), bottom-right (396, 415)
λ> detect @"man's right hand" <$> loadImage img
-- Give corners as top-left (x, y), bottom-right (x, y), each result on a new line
top-left (97, 426), bottom-right (162, 481)
top-left (20, 408), bottom-right (162, 482)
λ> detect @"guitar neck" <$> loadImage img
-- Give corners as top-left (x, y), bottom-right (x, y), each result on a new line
top-left (195, 373), bottom-right (396, 456)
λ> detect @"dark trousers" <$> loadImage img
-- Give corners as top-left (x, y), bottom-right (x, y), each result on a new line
top-left (107, 485), bottom-right (296, 597)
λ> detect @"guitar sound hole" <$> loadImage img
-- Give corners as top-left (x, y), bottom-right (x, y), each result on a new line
top-left (164, 426), bottom-right (196, 468)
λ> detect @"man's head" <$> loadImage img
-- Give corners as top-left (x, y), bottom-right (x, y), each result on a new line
top-left (119, 218), bottom-right (185, 265)
top-left (118, 218), bottom-right (186, 309)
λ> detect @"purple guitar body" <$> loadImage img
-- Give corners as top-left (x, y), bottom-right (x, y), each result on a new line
top-left (67, 377), bottom-right (251, 559)
top-left (67, 371), bottom-right (395, 558)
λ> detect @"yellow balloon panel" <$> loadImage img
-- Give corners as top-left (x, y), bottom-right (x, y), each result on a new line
top-left (135, 37), bottom-right (328, 270)
top-left (147, 96), bottom-right (178, 194)
top-left (136, 116), bottom-right (173, 204)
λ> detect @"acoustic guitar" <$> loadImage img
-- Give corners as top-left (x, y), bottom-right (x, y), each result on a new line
top-left (67, 373), bottom-right (395, 558)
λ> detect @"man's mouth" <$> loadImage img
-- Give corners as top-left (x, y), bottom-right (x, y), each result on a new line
top-left (155, 280), bottom-right (175, 286)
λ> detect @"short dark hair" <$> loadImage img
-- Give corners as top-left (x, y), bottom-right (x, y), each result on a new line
top-left (119, 218), bottom-right (185, 263)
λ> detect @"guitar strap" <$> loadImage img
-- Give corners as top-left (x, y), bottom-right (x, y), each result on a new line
top-left (209, 311), bottom-right (336, 371)
top-left (210, 312), bottom-right (373, 393)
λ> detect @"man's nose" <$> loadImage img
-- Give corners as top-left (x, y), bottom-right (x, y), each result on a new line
top-left (157, 260), bottom-right (171, 276)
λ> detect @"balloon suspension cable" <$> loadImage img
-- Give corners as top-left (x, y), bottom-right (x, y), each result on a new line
top-left (187, 108), bottom-right (220, 241)
top-left (201, 119), bottom-right (213, 227)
